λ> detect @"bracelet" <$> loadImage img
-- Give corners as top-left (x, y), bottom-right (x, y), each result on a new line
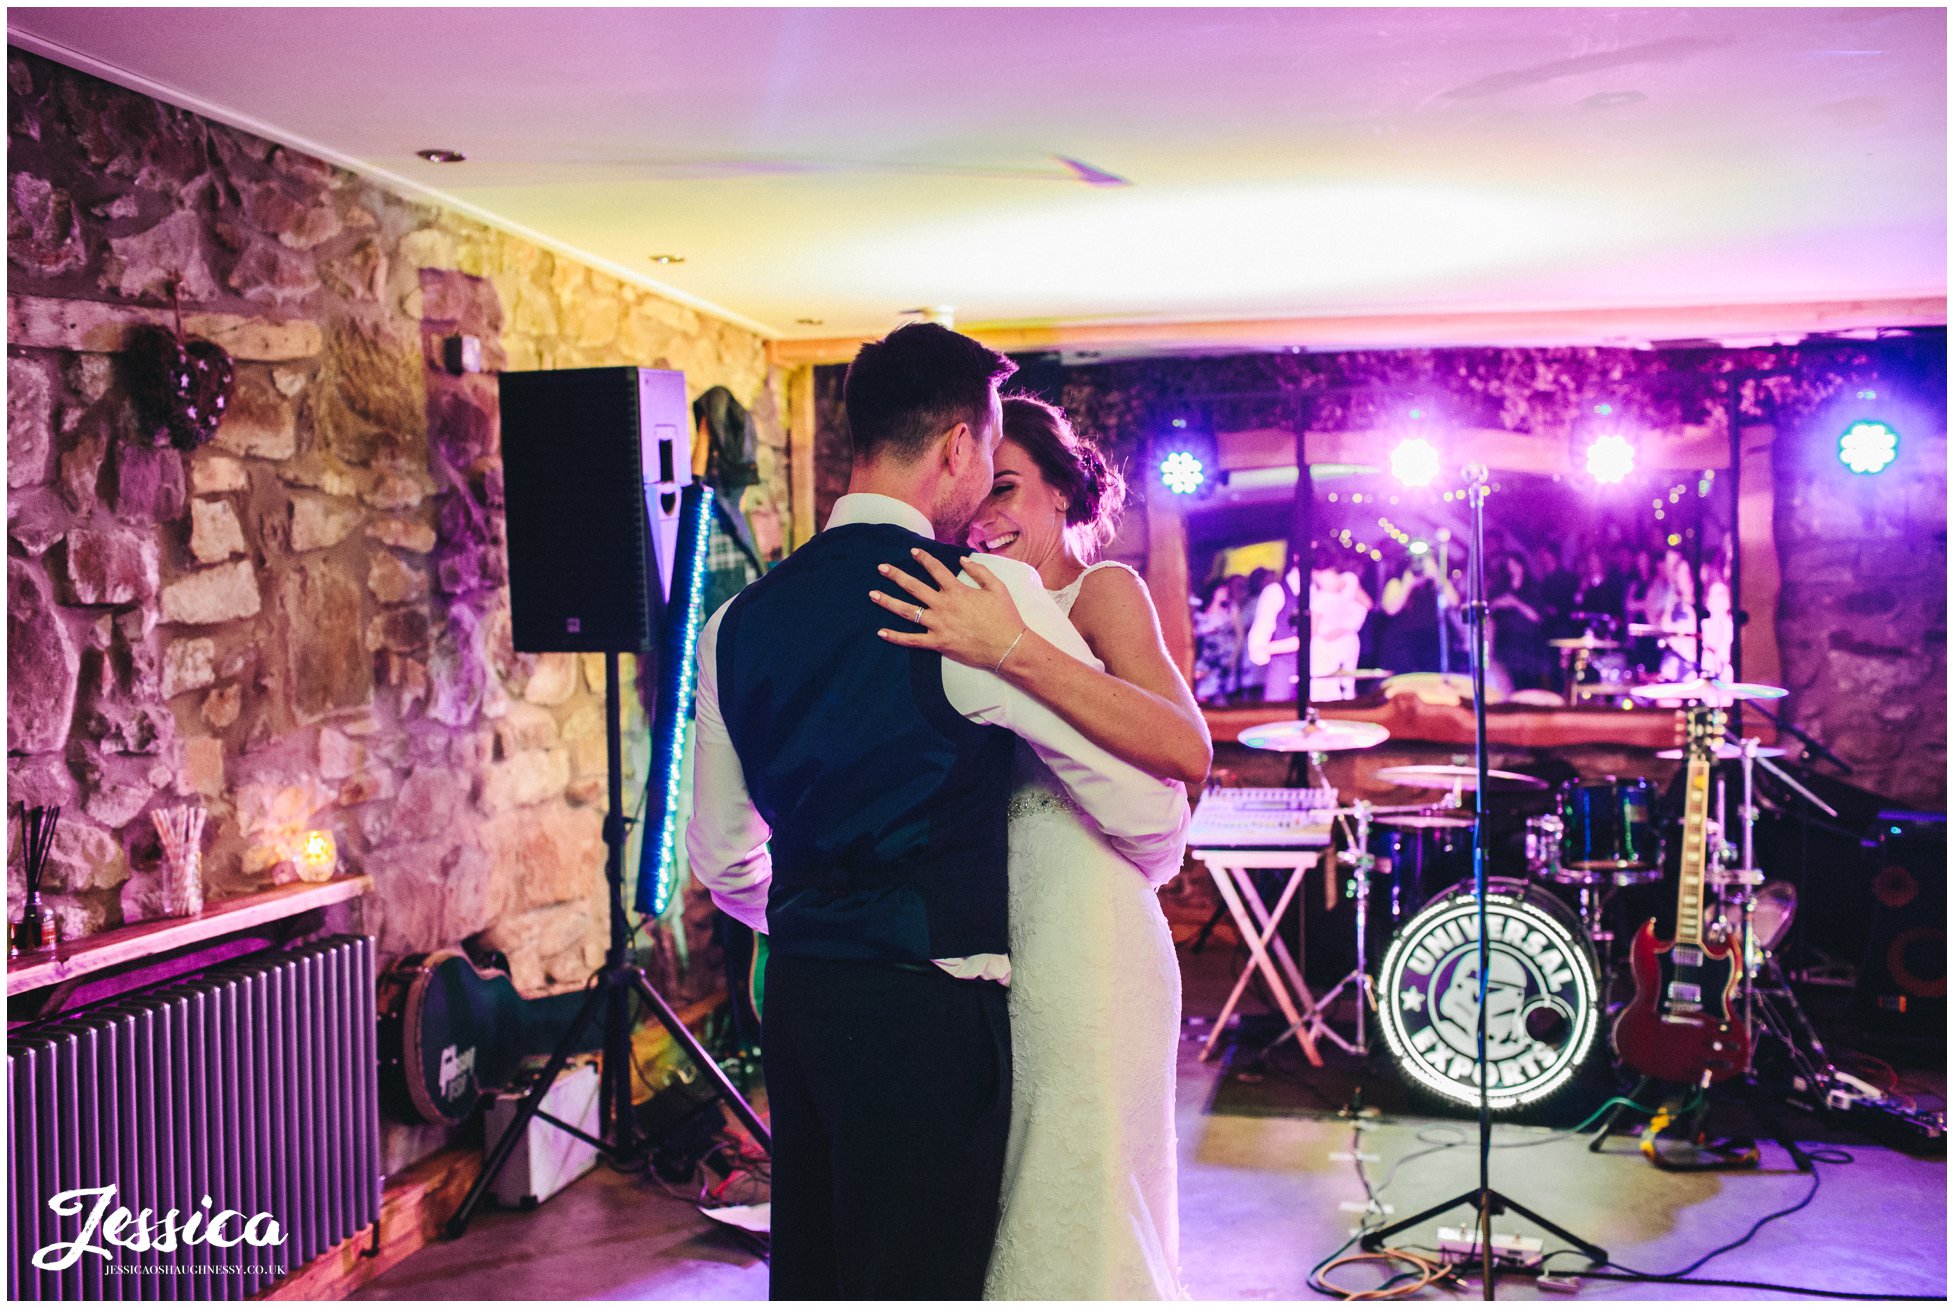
top-left (993, 626), bottom-right (1028, 674)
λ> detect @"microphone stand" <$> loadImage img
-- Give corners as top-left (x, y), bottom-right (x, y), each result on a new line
top-left (1361, 466), bottom-right (1606, 1290)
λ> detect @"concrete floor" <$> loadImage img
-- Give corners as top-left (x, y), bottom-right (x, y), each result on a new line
top-left (354, 945), bottom-right (1945, 1301)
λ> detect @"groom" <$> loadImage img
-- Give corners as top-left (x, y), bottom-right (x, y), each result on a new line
top-left (687, 323), bottom-right (1187, 1299)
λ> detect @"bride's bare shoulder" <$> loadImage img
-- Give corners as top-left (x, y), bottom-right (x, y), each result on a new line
top-left (1069, 563), bottom-right (1161, 645)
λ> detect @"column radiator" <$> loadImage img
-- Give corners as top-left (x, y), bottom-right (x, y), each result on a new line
top-left (9, 934), bottom-right (381, 1301)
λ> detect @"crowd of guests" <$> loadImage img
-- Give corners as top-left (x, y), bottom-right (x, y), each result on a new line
top-left (1193, 530), bottom-right (1733, 704)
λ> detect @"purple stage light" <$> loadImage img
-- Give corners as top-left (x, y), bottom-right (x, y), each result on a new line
top-left (1585, 433), bottom-right (1636, 484)
top-left (1839, 419), bottom-right (1899, 475)
top-left (1390, 437), bottom-right (1441, 487)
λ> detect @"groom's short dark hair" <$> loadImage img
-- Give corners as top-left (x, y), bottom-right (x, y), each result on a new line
top-left (844, 323), bottom-right (1017, 464)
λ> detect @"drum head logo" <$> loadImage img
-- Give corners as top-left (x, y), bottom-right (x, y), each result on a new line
top-left (1379, 887), bottom-right (1599, 1109)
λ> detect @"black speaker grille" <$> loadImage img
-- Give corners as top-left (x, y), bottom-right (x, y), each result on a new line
top-left (499, 368), bottom-right (658, 652)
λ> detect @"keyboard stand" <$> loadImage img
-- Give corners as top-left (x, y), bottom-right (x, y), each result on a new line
top-left (1194, 847), bottom-right (1336, 1067)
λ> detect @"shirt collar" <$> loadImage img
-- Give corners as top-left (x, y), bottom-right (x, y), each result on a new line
top-left (825, 492), bottom-right (936, 540)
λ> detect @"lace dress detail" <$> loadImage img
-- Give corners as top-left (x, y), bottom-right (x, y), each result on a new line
top-left (984, 561), bottom-right (1188, 1301)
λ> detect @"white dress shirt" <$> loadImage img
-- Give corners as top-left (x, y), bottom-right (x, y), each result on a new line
top-left (686, 492), bottom-right (1191, 984)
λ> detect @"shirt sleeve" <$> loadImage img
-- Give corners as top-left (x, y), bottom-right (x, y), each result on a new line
top-left (1244, 581), bottom-right (1285, 666)
top-left (941, 557), bottom-right (1189, 886)
top-left (683, 601), bottom-right (773, 932)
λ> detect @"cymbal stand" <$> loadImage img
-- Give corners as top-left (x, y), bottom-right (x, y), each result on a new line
top-left (1262, 738), bottom-right (1368, 1057)
top-left (1274, 797), bottom-right (1377, 1057)
top-left (1711, 735), bottom-right (1856, 1113)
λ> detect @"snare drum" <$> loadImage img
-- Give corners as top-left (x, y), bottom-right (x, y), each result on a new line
top-left (1558, 777), bottom-right (1663, 881)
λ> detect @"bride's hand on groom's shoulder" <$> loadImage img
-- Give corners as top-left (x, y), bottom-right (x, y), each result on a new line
top-left (871, 548), bottom-right (1028, 671)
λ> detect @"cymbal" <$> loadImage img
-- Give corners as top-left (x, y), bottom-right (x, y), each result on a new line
top-left (1623, 623), bottom-right (1667, 637)
top-left (1630, 677), bottom-right (1789, 705)
top-left (1375, 809), bottom-right (1478, 830)
top-left (1550, 635), bottom-right (1619, 650)
top-left (1322, 667), bottom-right (1394, 680)
top-left (1655, 743), bottom-right (1789, 761)
top-left (1375, 764), bottom-right (1550, 792)
top-left (1238, 719), bottom-right (1391, 753)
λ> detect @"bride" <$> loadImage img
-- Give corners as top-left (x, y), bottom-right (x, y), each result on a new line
top-left (870, 394), bottom-right (1211, 1299)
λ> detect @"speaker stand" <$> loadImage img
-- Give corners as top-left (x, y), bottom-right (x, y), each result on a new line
top-left (446, 653), bottom-right (769, 1237)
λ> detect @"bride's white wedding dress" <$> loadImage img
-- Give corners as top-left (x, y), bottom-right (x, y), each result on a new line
top-left (983, 562), bottom-right (1187, 1301)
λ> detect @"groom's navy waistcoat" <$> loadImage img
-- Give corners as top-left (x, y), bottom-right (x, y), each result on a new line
top-left (715, 523), bottom-right (1016, 965)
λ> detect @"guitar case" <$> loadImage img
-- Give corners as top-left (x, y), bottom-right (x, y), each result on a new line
top-left (377, 949), bottom-right (604, 1126)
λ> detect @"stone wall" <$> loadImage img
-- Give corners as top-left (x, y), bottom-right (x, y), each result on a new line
top-left (7, 50), bottom-right (796, 1164)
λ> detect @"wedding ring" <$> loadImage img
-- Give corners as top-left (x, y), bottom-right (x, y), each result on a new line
top-left (912, 605), bottom-right (923, 624)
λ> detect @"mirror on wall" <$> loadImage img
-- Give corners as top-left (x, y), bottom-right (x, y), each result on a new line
top-left (1186, 446), bottom-right (1736, 711)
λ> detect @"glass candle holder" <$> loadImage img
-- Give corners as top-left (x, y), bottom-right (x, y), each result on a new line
top-left (297, 830), bottom-right (337, 883)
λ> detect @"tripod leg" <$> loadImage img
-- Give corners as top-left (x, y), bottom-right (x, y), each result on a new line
top-left (1491, 1192), bottom-right (1609, 1265)
top-left (1589, 1076), bottom-right (1657, 1154)
top-left (446, 978), bottom-right (610, 1238)
top-left (1360, 1187), bottom-right (1487, 1252)
top-left (631, 969), bottom-right (772, 1152)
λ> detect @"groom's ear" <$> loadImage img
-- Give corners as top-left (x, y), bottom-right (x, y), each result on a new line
top-left (941, 420), bottom-right (973, 474)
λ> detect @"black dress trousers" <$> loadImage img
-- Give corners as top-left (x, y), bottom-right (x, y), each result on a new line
top-left (761, 953), bottom-right (1012, 1300)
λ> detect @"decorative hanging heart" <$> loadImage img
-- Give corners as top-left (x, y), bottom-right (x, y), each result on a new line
top-left (126, 323), bottom-right (235, 451)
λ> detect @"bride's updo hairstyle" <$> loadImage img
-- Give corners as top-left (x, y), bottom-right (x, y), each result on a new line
top-left (1000, 393), bottom-right (1127, 557)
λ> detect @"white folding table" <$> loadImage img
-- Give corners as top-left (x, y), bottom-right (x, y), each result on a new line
top-left (1192, 840), bottom-right (1343, 1067)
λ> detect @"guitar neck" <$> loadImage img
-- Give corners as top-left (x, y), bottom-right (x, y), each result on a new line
top-left (1675, 743), bottom-right (1714, 947)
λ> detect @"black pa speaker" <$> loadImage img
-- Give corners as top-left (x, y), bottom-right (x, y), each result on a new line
top-left (1856, 812), bottom-right (1947, 1040)
top-left (498, 368), bottom-right (693, 652)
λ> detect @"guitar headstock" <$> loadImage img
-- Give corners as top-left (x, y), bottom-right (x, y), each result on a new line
top-left (1684, 705), bottom-right (1727, 758)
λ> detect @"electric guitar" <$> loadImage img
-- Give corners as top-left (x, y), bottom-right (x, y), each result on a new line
top-left (1611, 706), bottom-right (1752, 1085)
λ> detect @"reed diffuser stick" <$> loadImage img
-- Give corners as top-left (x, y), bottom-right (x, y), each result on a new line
top-left (15, 804), bottom-right (61, 951)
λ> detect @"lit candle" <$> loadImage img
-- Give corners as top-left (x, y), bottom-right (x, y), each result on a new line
top-left (298, 830), bottom-right (338, 882)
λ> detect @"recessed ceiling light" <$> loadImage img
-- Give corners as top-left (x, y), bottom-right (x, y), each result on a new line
top-left (648, 254), bottom-right (686, 265)
top-left (416, 148), bottom-right (466, 163)
top-left (795, 318), bottom-right (823, 326)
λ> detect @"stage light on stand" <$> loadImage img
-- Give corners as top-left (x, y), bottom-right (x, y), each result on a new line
top-left (1585, 433), bottom-right (1636, 484)
top-left (1153, 416), bottom-right (1217, 497)
top-left (1159, 451), bottom-right (1206, 494)
top-left (1839, 419), bottom-right (1899, 475)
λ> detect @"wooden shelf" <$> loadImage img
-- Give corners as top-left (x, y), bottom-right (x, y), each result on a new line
top-left (7, 876), bottom-right (372, 998)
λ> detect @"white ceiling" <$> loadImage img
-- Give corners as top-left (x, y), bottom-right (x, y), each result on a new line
top-left (10, 6), bottom-right (1948, 345)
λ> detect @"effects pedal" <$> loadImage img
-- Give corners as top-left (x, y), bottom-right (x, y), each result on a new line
top-left (1436, 1227), bottom-right (1544, 1268)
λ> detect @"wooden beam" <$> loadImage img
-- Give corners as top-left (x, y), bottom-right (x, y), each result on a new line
top-left (1144, 492), bottom-right (1195, 681)
top-left (765, 296), bottom-right (1946, 368)
top-left (1204, 698), bottom-right (1774, 752)
top-left (1736, 423), bottom-right (1783, 689)
top-left (9, 294), bottom-right (324, 360)
top-left (786, 365), bottom-right (818, 549)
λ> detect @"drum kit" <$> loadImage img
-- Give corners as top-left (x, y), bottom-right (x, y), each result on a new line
top-left (1216, 672), bottom-right (1817, 1111)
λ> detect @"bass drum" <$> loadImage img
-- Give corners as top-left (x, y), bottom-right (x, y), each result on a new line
top-left (1376, 879), bottom-right (1602, 1111)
